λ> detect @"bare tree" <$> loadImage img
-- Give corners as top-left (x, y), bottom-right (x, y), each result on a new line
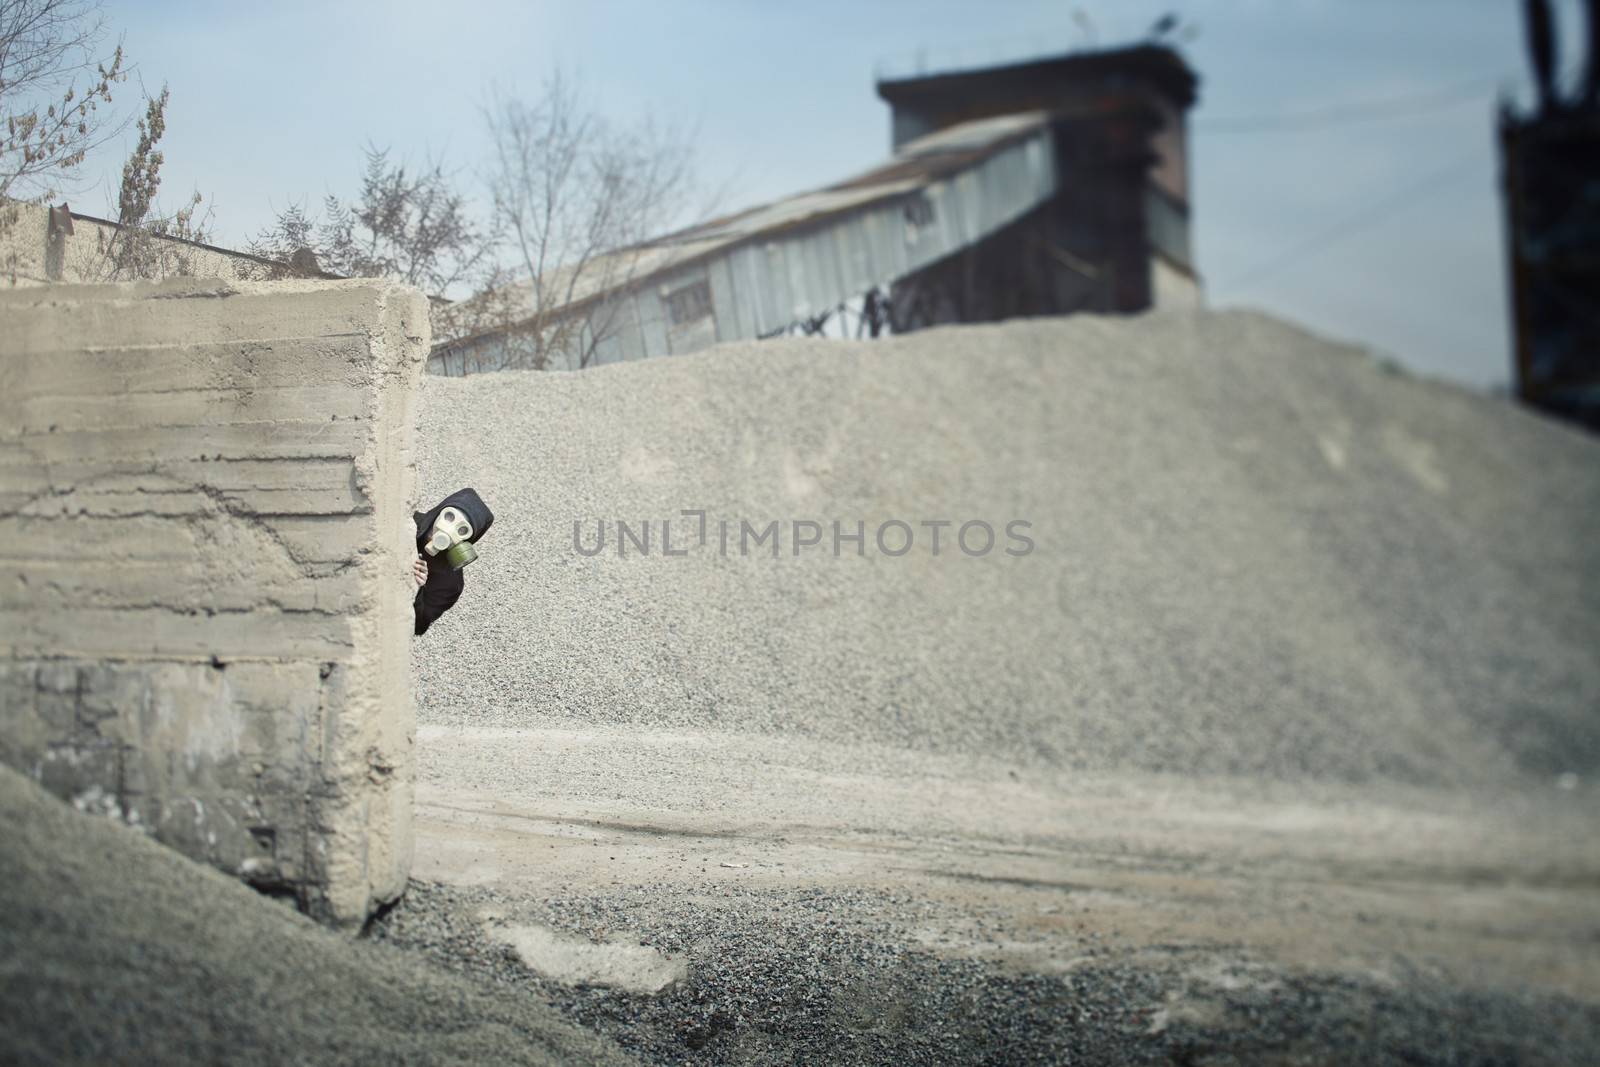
top-left (244, 200), bottom-right (316, 266)
top-left (246, 145), bottom-right (487, 295)
top-left (243, 76), bottom-right (697, 374)
top-left (1, 0), bottom-right (127, 279)
top-left (0, 0), bottom-right (125, 203)
top-left (91, 84), bottom-right (213, 279)
top-left (1, 5), bottom-right (206, 282)
top-left (463, 72), bottom-right (696, 371)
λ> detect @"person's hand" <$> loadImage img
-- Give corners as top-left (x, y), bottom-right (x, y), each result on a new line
top-left (412, 555), bottom-right (428, 588)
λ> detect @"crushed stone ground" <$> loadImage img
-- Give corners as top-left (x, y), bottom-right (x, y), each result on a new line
top-left (8, 311), bottom-right (1599, 1065)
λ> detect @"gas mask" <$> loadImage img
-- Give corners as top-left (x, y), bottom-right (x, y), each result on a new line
top-left (426, 505), bottom-right (478, 569)
top-left (414, 488), bottom-right (494, 572)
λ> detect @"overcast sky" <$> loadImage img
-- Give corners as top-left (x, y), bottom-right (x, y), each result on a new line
top-left (76, 0), bottom-right (1583, 389)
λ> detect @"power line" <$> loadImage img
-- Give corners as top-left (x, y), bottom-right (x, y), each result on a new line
top-left (1197, 75), bottom-right (1516, 134)
top-left (1214, 149), bottom-right (1488, 297)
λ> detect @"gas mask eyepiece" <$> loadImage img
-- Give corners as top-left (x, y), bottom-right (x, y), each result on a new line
top-left (427, 506), bottom-right (479, 570)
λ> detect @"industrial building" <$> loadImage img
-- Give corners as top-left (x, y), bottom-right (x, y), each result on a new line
top-left (1501, 0), bottom-right (1600, 431)
top-left (431, 43), bottom-right (1200, 374)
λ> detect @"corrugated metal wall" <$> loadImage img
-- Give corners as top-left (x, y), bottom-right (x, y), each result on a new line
top-left (436, 125), bottom-right (1059, 372)
top-left (590, 128), bottom-right (1056, 365)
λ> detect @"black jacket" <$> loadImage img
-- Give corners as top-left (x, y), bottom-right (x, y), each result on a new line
top-left (413, 488), bottom-right (494, 636)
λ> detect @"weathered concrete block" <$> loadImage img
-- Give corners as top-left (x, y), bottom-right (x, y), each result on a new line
top-left (0, 278), bottom-right (429, 927)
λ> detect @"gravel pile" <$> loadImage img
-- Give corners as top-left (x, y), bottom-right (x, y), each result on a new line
top-left (11, 748), bottom-right (1586, 1067)
top-left (0, 765), bottom-right (632, 1067)
top-left (414, 310), bottom-right (1600, 787)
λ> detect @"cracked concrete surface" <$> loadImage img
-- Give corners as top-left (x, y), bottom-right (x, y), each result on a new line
top-left (0, 278), bottom-right (431, 926)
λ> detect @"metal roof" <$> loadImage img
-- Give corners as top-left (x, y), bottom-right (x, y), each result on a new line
top-left (438, 110), bottom-right (1056, 351)
top-left (876, 43), bottom-right (1199, 109)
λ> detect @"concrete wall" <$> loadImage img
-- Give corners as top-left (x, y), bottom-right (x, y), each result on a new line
top-left (2, 200), bottom-right (271, 287)
top-left (0, 277), bottom-right (429, 928)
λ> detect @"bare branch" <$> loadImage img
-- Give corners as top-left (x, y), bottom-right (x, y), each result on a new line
top-left (0, 0), bottom-right (129, 204)
top-left (246, 143), bottom-right (490, 295)
top-left (464, 71), bottom-right (699, 372)
top-left (90, 83), bottom-right (215, 280)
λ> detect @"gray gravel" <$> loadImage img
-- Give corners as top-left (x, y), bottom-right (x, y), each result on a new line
top-left (0, 765), bottom-right (633, 1067)
top-left (414, 310), bottom-right (1600, 787)
top-left (8, 311), bottom-right (1597, 1067)
top-left (372, 879), bottom-right (1600, 1066)
top-left (12, 758), bottom-right (1581, 1067)
top-left (397, 311), bottom-right (1600, 1063)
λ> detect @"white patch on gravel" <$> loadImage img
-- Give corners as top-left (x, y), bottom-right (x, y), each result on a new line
top-left (486, 922), bottom-right (688, 994)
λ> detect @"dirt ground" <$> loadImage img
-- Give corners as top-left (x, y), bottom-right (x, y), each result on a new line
top-left (400, 725), bottom-right (1600, 1062)
top-left (398, 311), bottom-right (1600, 1061)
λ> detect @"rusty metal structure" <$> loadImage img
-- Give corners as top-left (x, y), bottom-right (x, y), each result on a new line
top-left (433, 44), bottom-right (1200, 373)
top-left (1502, 0), bottom-right (1600, 430)
top-left (877, 44), bottom-right (1199, 331)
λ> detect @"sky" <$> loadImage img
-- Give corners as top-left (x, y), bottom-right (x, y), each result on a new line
top-left (65, 0), bottom-right (1591, 389)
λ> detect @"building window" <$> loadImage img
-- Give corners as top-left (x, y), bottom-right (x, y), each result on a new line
top-left (903, 194), bottom-right (935, 228)
top-left (664, 279), bottom-right (712, 325)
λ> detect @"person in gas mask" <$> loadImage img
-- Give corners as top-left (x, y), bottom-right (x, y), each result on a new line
top-left (411, 488), bottom-right (494, 636)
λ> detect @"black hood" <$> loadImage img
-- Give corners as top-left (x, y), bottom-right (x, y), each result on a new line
top-left (414, 488), bottom-right (494, 553)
